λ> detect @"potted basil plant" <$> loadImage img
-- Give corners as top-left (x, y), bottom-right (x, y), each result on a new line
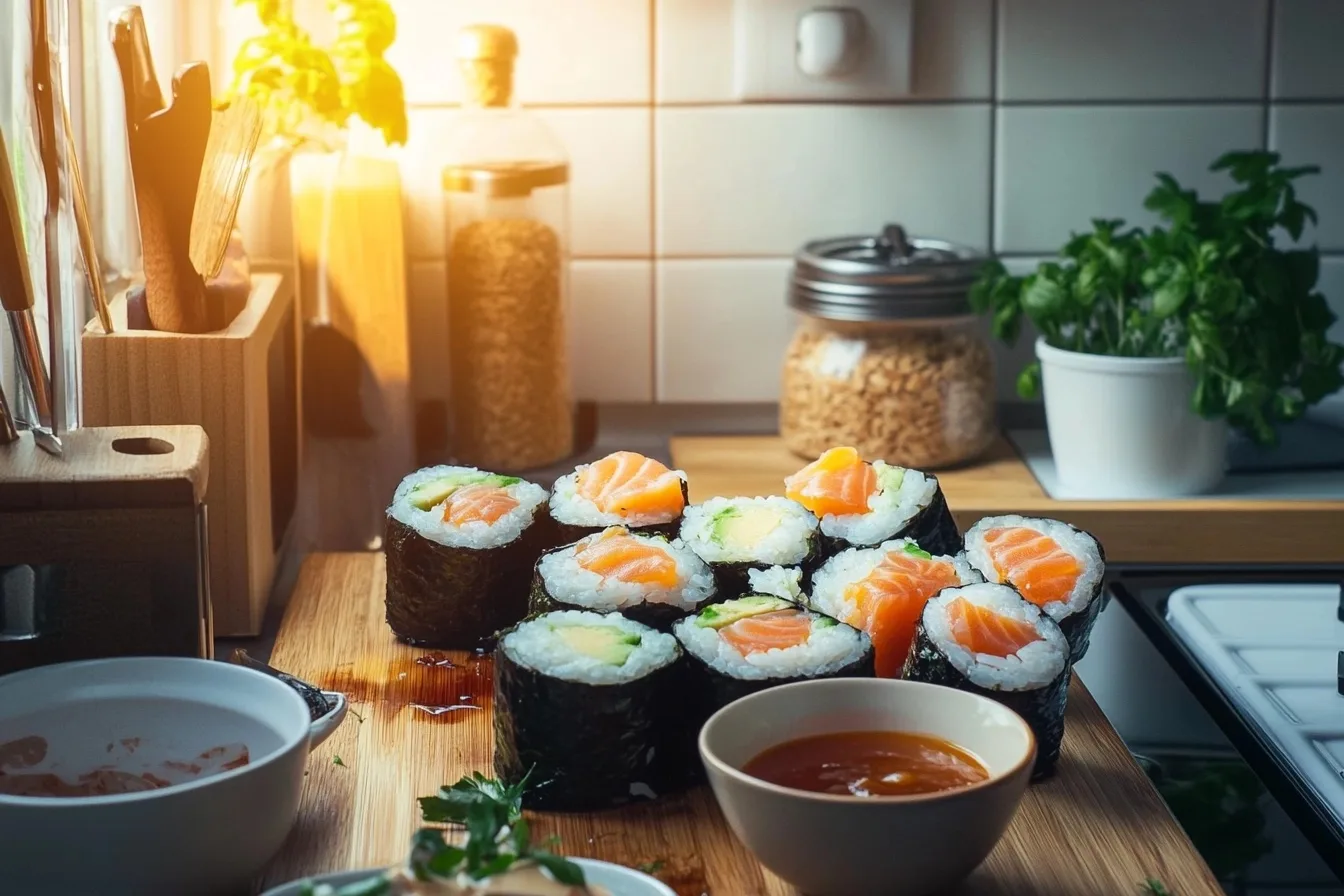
top-left (971, 151), bottom-right (1344, 498)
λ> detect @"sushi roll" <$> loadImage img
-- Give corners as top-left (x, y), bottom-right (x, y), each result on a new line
top-left (785, 447), bottom-right (961, 558)
top-left (963, 515), bottom-right (1106, 663)
top-left (494, 611), bottom-right (683, 811)
top-left (385, 466), bottom-right (548, 647)
top-left (530, 526), bottom-right (717, 630)
top-left (810, 539), bottom-right (983, 678)
top-left (549, 450), bottom-right (689, 544)
top-left (679, 496), bottom-right (821, 594)
top-left (903, 582), bottom-right (1070, 779)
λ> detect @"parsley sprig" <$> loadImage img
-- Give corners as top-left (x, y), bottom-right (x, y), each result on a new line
top-left (300, 771), bottom-right (584, 894)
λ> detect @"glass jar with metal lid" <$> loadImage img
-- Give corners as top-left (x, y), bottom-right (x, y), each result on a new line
top-left (781, 224), bottom-right (996, 469)
top-left (441, 24), bottom-right (573, 470)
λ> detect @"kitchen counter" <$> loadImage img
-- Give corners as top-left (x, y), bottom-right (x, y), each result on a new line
top-left (256, 552), bottom-right (1223, 896)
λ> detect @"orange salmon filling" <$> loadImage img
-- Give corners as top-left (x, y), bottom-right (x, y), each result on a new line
top-left (984, 527), bottom-right (1082, 608)
top-left (946, 598), bottom-right (1041, 658)
top-left (785, 446), bottom-right (878, 517)
top-left (576, 451), bottom-right (685, 518)
top-left (575, 527), bottom-right (678, 587)
top-left (720, 609), bottom-right (813, 656)
top-left (443, 485), bottom-right (519, 525)
top-left (844, 551), bottom-right (961, 678)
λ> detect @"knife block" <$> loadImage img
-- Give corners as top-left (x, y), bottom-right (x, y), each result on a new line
top-left (0, 426), bottom-right (211, 675)
top-left (81, 273), bottom-right (301, 636)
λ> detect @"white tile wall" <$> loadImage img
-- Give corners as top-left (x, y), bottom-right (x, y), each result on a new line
top-left (216, 0), bottom-right (1344, 407)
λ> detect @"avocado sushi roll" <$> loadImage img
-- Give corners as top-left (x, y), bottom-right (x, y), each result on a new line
top-left (385, 466), bottom-right (547, 647)
top-left (530, 526), bottom-right (717, 630)
top-left (903, 582), bottom-right (1070, 779)
top-left (785, 446), bottom-right (961, 557)
top-left (963, 515), bottom-right (1106, 663)
top-left (679, 496), bottom-right (821, 595)
top-left (548, 450), bottom-right (689, 544)
top-left (810, 538), bottom-right (983, 678)
top-left (494, 611), bottom-right (683, 811)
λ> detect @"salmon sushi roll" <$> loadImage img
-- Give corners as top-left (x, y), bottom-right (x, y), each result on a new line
top-left (548, 451), bottom-right (689, 544)
top-left (385, 466), bottom-right (549, 647)
top-left (964, 515), bottom-right (1106, 663)
top-left (785, 446), bottom-right (960, 558)
top-left (810, 539), bottom-right (983, 678)
top-left (530, 526), bottom-right (717, 630)
top-left (679, 496), bottom-right (821, 595)
top-left (903, 582), bottom-right (1070, 779)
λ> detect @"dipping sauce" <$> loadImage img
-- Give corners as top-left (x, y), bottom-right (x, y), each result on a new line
top-left (0, 735), bottom-right (250, 798)
top-left (742, 730), bottom-right (989, 797)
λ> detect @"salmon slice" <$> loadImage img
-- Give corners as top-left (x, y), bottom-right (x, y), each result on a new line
top-left (576, 451), bottom-right (685, 519)
top-left (720, 609), bottom-right (813, 656)
top-left (983, 527), bottom-right (1081, 608)
top-left (575, 527), bottom-right (678, 587)
top-left (443, 485), bottom-right (519, 525)
top-left (784, 446), bottom-right (878, 517)
top-left (845, 551), bottom-right (961, 677)
top-left (946, 598), bottom-right (1041, 658)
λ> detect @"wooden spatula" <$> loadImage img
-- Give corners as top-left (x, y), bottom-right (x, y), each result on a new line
top-left (190, 97), bottom-right (262, 281)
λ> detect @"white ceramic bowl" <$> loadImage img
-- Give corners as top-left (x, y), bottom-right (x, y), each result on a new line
top-left (260, 858), bottom-right (678, 896)
top-left (700, 678), bottom-right (1035, 896)
top-left (0, 657), bottom-right (346, 896)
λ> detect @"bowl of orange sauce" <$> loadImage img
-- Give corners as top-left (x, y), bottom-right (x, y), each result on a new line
top-left (699, 678), bottom-right (1035, 896)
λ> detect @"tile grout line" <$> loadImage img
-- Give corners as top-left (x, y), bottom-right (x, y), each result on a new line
top-left (1262, 0), bottom-right (1276, 149)
top-left (988, 0), bottom-right (1000, 254)
top-left (648, 0), bottom-right (659, 402)
top-left (404, 97), bottom-right (1344, 113)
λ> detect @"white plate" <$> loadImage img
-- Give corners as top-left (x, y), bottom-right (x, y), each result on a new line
top-left (261, 858), bottom-right (677, 896)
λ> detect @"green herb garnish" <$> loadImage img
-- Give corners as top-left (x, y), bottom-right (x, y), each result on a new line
top-left (1141, 879), bottom-right (1171, 895)
top-left (970, 150), bottom-right (1344, 446)
top-left (348, 708), bottom-right (365, 724)
top-left (332, 755), bottom-right (346, 767)
top-left (638, 860), bottom-right (666, 875)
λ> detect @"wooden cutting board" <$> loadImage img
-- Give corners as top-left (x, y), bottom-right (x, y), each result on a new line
top-left (257, 552), bottom-right (1221, 896)
top-left (670, 434), bottom-right (1344, 565)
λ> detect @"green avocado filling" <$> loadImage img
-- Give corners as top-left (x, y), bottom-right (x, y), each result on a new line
top-left (407, 472), bottom-right (522, 510)
top-left (554, 624), bottom-right (641, 666)
top-left (901, 543), bottom-right (932, 560)
top-left (708, 503), bottom-right (782, 548)
top-left (695, 595), bottom-right (792, 629)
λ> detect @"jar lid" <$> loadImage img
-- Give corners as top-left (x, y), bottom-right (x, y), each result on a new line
top-left (442, 160), bottom-right (569, 198)
top-left (790, 224), bottom-right (986, 321)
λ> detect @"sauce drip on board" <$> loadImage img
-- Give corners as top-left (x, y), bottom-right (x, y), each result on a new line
top-left (742, 730), bottom-right (989, 797)
top-left (319, 651), bottom-right (492, 724)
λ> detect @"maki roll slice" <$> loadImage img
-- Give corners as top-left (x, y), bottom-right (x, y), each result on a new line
top-left (679, 496), bottom-right (820, 594)
top-left (494, 611), bottom-right (683, 811)
top-left (785, 446), bottom-right (960, 558)
top-left (903, 582), bottom-right (1070, 779)
top-left (810, 539), bottom-right (982, 678)
top-left (964, 515), bottom-right (1106, 663)
top-left (549, 450), bottom-right (688, 544)
top-left (386, 466), bottom-right (548, 647)
top-left (530, 526), bottom-right (717, 630)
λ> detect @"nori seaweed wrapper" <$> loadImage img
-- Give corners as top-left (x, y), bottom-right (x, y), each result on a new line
top-left (384, 514), bottom-right (542, 648)
top-left (704, 548), bottom-right (821, 600)
top-left (545, 480), bottom-right (690, 549)
top-left (493, 626), bottom-right (685, 811)
top-left (819, 477), bottom-right (962, 559)
top-left (528, 550), bottom-right (715, 632)
top-left (902, 615), bottom-right (1068, 780)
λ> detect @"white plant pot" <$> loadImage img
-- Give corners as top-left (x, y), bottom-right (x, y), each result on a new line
top-left (1037, 337), bottom-right (1228, 498)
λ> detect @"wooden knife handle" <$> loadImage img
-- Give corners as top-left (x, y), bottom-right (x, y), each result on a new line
top-left (132, 62), bottom-right (210, 334)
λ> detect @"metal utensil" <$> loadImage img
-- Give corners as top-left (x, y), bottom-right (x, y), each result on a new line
top-left (0, 382), bottom-right (18, 446)
top-left (229, 649), bottom-right (340, 722)
top-left (0, 127), bottom-right (59, 455)
top-left (30, 0), bottom-right (65, 452)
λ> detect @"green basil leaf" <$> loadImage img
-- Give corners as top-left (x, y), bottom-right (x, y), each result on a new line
top-left (1152, 272), bottom-right (1191, 318)
top-left (427, 845), bottom-right (466, 877)
top-left (1022, 277), bottom-right (1066, 316)
top-left (530, 852), bottom-right (587, 886)
top-left (1016, 362), bottom-right (1043, 400)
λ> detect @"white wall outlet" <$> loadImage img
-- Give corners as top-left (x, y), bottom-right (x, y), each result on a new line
top-left (733, 0), bottom-right (913, 102)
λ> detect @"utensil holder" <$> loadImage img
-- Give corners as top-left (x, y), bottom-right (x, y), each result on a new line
top-left (0, 425), bottom-right (210, 675)
top-left (81, 273), bottom-right (301, 635)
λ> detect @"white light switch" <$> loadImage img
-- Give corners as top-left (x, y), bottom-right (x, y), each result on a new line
top-left (734, 0), bottom-right (912, 101)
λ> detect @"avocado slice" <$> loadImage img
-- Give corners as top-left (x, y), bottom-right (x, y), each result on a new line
top-left (901, 543), bottom-right (932, 560)
top-left (695, 595), bottom-right (793, 629)
top-left (555, 625), bottom-right (642, 666)
top-left (407, 472), bottom-right (521, 510)
top-left (709, 503), bottom-right (782, 549)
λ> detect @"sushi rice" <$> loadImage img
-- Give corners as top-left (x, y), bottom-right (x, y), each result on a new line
top-left (963, 515), bottom-right (1104, 626)
top-left (501, 610), bottom-right (681, 686)
top-left (673, 605), bottom-right (869, 682)
top-left (809, 538), bottom-right (981, 623)
top-left (919, 582), bottom-right (1068, 691)
top-left (746, 565), bottom-right (806, 603)
top-left (818, 462), bottom-right (937, 546)
top-left (679, 496), bottom-right (818, 566)
top-left (389, 465), bottom-right (547, 550)
top-left (535, 530), bottom-right (715, 614)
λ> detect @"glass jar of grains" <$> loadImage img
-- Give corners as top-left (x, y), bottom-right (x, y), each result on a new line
top-left (781, 224), bottom-right (997, 469)
top-left (441, 24), bottom-right (573, 470)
